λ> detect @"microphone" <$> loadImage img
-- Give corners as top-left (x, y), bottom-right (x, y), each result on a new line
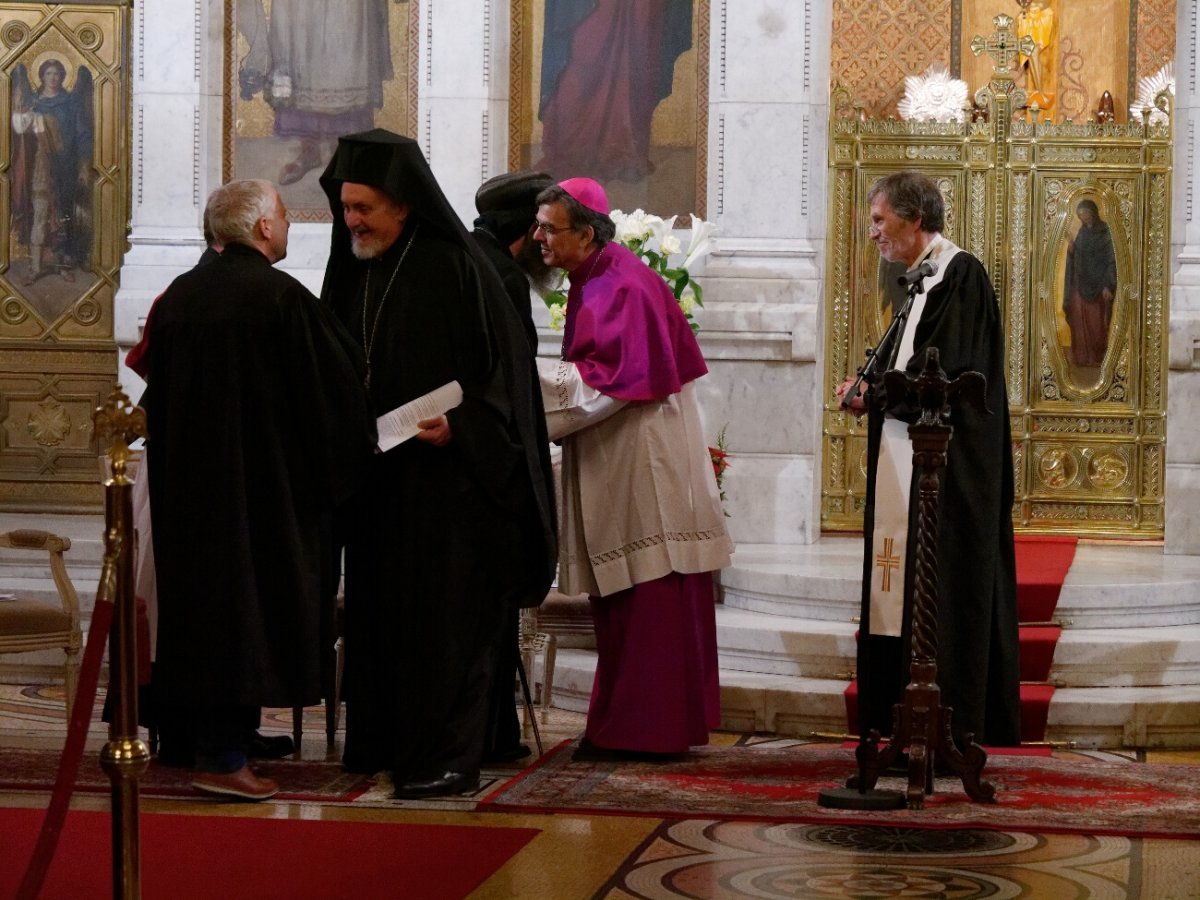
top-left (897, 259), bottom-right (937, 287)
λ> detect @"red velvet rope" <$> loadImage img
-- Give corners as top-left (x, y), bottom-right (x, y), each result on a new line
top-left (17, 597), bottom-right (115, 900)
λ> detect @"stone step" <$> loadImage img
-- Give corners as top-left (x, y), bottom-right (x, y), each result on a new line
top-left (722, 540), bottom-right (1200, 629)
top-left (713, 606), bottom-right (1200, 688)
top-left (548, 647), bottom-right (1200, 750)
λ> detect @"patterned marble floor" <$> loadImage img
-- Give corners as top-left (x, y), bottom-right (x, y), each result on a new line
top-left (3, 683), bottom-right (1199, 899)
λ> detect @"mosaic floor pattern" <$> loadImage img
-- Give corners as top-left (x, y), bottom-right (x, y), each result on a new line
top-left (3, 682), bottom-right (1198, 899)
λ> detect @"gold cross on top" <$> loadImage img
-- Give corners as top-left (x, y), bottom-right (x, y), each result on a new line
top-left (970, 13), bottom-right (1034, 76)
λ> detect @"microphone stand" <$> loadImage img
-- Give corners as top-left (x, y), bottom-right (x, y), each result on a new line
top-left (820, 266), bottom-right (932, 812)
top-left (840, 273), bottom-right (927, 412)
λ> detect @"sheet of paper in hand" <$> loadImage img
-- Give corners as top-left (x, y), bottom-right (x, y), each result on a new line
top-left (376, 381), bottom-right (463, 452)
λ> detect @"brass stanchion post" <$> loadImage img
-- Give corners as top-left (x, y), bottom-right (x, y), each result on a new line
top-left (94, 389), bottom-right (150, 900)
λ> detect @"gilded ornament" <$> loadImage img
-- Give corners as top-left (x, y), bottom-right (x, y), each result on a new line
top-left (27, 398), bottom-right (72, 447)
top-left (2, 297), bottom-right (28, 325)
top-left (75, 25), bottom-right (102, 51)
top-left (1087, 451), bottom-right (1128, 491)
top-left (821, 50), bottom-right (1169, 538)
top-left (1, 19), bottom-right (28, 47)
top-left (1037, 447), bottom-right (1077, 488)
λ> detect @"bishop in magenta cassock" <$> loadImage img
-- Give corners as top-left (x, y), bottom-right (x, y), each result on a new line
top-left (534, 177), bottom-right (733, 759)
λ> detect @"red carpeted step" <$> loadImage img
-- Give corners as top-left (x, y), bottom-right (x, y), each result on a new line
top-left (1019, 682), bottom-right (1055, 743)
top-left (844, 538), bottom-right (1074, 743)
top-left (844, 624), bottom-right (1062, 733)
top-left (1015, 535), bottom-right (1078, 622)
top-left (1018, 625), bottom-right (1061, 682)
top-left (843, 679), bottom-right (1055, 743)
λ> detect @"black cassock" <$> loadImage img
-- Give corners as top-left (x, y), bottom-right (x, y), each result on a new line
top-left (329, 226), bottom-right (555, 780)
top-left (857, 249), bottom-right (1022, 747)
top-left (143, 243), bottom-right (374, 710)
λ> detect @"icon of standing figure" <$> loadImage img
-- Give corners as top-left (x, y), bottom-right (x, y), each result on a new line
top-left (10, 58), bottom-right (94, 286)
top-left (1062, 198), bottom-right (1117, 369)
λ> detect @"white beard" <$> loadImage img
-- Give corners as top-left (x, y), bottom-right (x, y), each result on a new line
top-left (350, 234), bottom-right (389, 260)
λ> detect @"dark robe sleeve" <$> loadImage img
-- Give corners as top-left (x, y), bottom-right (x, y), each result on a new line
top-left (282, 288), bottom-right (377, 510)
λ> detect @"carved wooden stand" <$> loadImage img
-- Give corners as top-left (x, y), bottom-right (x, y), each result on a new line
top-left (824, 348), bottom-right (997, 811)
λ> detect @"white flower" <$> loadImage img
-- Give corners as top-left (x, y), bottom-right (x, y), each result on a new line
top-left (547, 302), bottom-right (566, 331)
top-left (682, 217), bottom-right (717, 271)
top-left (659, 233), bottom-right (682, 256)
top-left (614, 208), bottom-right (654, 244)
top-left (678, 284), bottom-right (696, 315)
top-left (645, 214), bottom-right (676, 247)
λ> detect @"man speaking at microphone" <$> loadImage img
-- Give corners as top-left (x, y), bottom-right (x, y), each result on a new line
top-left (837, 170), bottom-right (1020, 749)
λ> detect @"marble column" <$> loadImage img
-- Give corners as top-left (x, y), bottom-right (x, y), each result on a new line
top-left (114, 0), bottom-right (221, 399)
top-left (421, 0), bottom-right (511, 219)
top-left (1168, 1), bottom-right (1200, 553)
top-left (694, 1), bottom-right (832, 545)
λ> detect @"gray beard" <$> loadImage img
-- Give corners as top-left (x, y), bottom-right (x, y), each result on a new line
top-left (350, 234), bottom-right (388, 260)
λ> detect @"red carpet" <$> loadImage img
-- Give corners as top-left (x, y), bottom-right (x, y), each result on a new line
top-left (483, 740), bottom-right (1200, 839)
top-left (2, 807), bottom-right (538, 900)
top-left (844, 537), bottom-right (1078, 742)
top-left (0, 749), bottom-right (373, 802)
top-left (1014, 535), bottom-right (1078, 622)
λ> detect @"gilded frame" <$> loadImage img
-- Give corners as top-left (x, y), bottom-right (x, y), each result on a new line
top-left (822, 69), bottom-right (1172, 539)
top-left (507, 0), bottom-right (708, 220)
top-left (0, 1), bottom-right (130, 512)
top-left (221, 0), bottom-right (420, 222)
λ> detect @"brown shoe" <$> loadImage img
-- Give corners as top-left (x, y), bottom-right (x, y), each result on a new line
top-left (192, 765), bottom-right (279, 801)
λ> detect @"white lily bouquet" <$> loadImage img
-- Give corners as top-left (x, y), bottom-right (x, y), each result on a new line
top-left (542, 210), bottom-right (717, 334)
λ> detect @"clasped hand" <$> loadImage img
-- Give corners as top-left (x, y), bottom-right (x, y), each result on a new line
top-left (836, 376), bottom-right (868, 416)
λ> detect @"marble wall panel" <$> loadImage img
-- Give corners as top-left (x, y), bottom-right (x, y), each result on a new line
top-left (1166, 465), bottom-right (1200, 554)
top-left (714, 0), bottom-right (808, 102)
top-left (694, 359), bottom-right (815, 457)
top-left (424, 0), bottom-right (489, 98)
top-left (132, 96), bottom-right (204, 229)
top-left (138, 0), bottom-right (201, 89)
top-left (719, 454), bottom-right (817, 545)
top-left (1166, 369), bottom-right (1200, 464)
top-left (710, 103), bottom-right (810, 239)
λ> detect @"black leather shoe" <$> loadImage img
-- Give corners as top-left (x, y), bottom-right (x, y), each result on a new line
top-left (393, 771), bottom-right (480, 799)
top-left (482, 743), bottom-right (531, 764)
top-left (247, 732), bottom-right (295, 760)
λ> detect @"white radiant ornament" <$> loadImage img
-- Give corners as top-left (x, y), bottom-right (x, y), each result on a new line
top-left (897, 64), bottom-right (969, 123)
top-left (1130, 62), bottom-right (1174, 127)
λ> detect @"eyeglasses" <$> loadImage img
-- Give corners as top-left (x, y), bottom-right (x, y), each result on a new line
top-left (534, 219), bottom-right (576, 237)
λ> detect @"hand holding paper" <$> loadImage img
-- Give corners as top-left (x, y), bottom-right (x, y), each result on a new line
top-left (377, 381), bottom-right (462, 452)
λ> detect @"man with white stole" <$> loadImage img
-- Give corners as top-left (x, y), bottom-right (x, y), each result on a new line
top-left (534, 177), bottom-right (733, 761)
top-left (839, 171), bottom-right (1021, 749)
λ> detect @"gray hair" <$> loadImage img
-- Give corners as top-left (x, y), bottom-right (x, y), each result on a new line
top-left (534, 185), bottom-right (616, 246)
top-left (205, 179), bottom-right (278, 247)
top-left (867, 171), bottom-right (945, 234)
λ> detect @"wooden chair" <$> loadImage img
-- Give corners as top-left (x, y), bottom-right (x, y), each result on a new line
top-left (0, 530), bottom-right (82, 718)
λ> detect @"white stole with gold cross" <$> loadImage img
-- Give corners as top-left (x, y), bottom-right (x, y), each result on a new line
top-left (868, 237), bottom-right (956, 636)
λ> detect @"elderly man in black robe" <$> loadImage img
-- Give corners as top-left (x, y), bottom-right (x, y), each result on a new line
top-left (143, 179), bottom-right (374, 800)
top-left (319, 131), bottom-right (556, 798)
top-left (839, 170), bottom-right (1021, 749)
